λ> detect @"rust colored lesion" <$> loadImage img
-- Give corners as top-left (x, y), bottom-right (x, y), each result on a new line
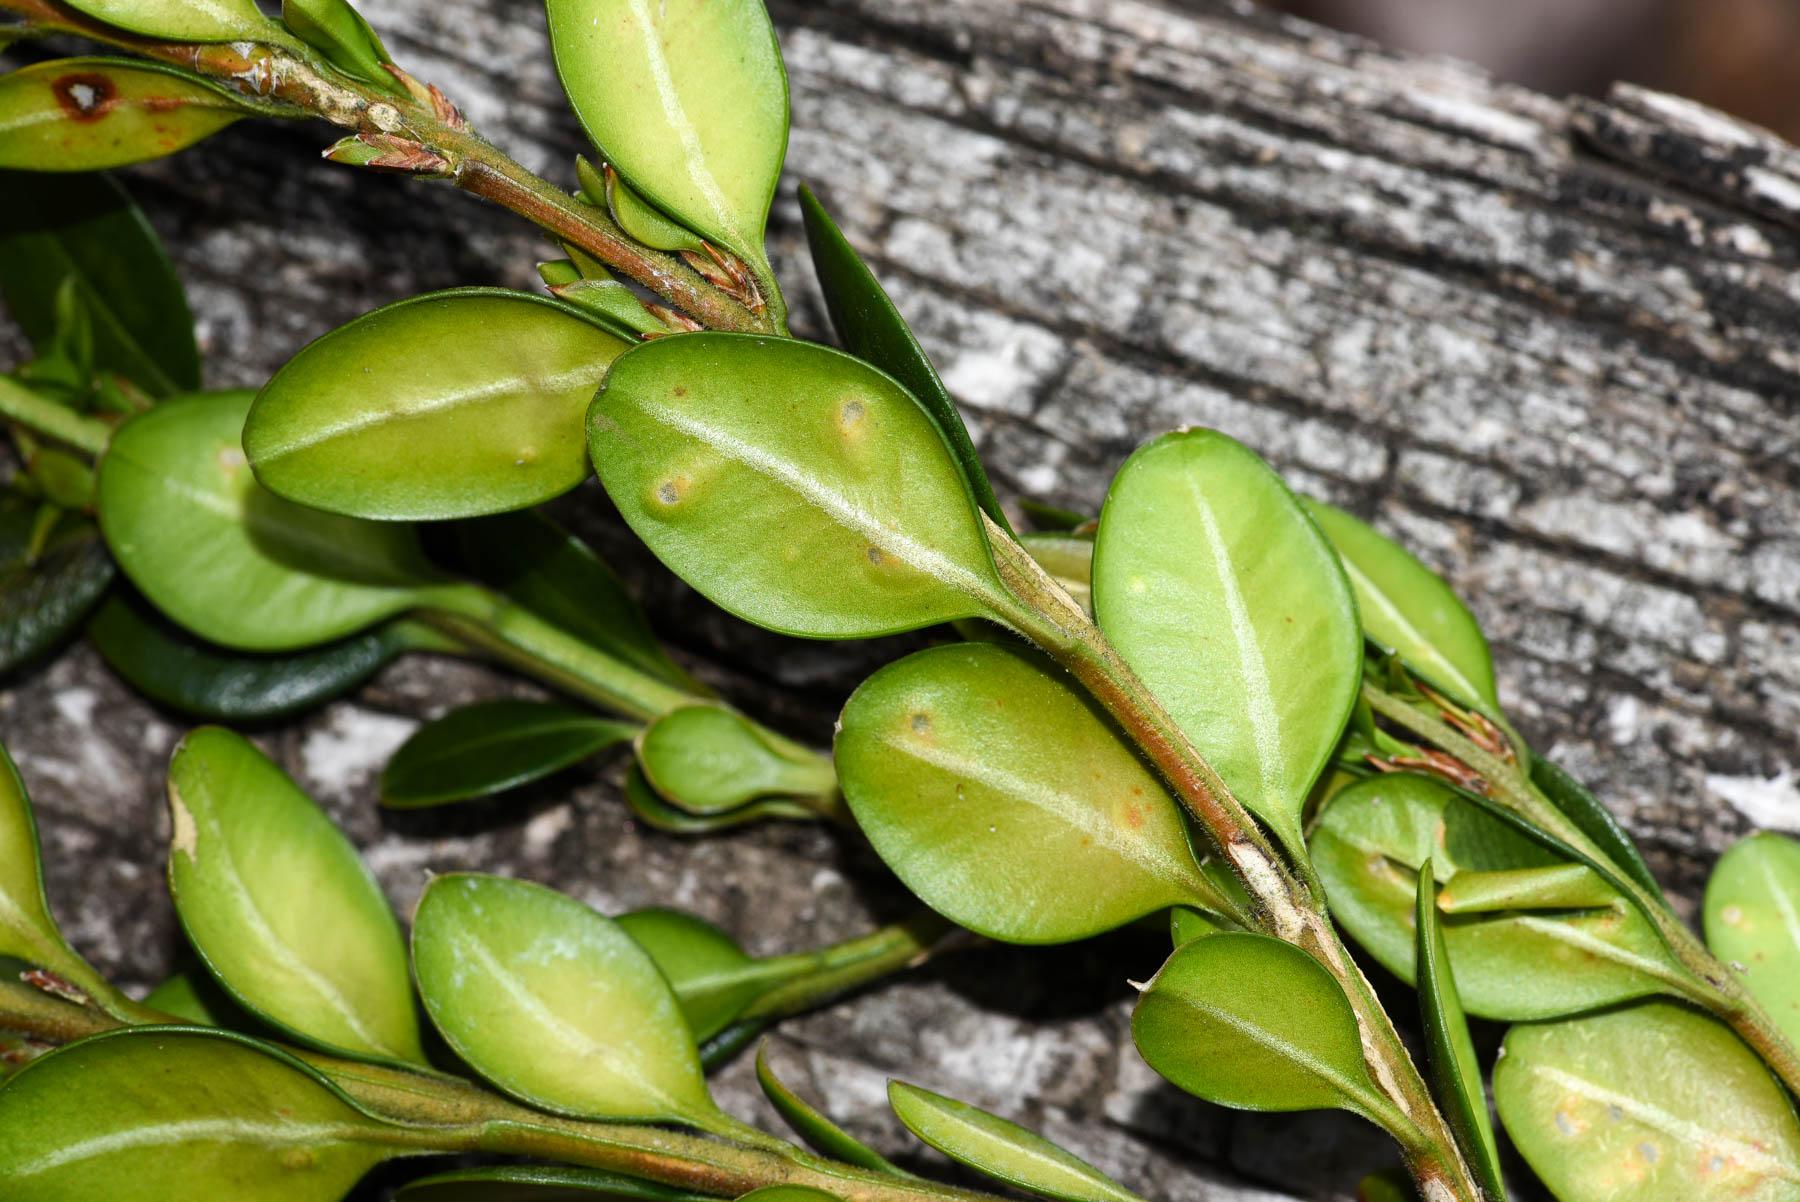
top-left (50, 72), bottom-right (118, 123)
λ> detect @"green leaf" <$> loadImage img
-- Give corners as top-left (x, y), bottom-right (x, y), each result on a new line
top-left (589, 334), bottom-right (1009, 639)
top-left (399, 1165), bottom-right (717, 1202)
top-left (57, 0), bottom-right (273, 40)
top-left (167, 727), bottom-right (425, 1065)
top-left (738, 1190), bottom-right (843, 1202)
top-left (1355, 1170), bottom-right (1415, 1202)
top-left (1706, 832), bottom-right (1800, 1052)
top-left (381, 700), bottom-right (634, 809)
top-left (0, 169), bottom-right (197, 394)
top-left (551, 278), bottom-right (667, 338)
top-left (1303, 499), bottom-right (1497, 710)
top-left (142, 966), bottom-right (245, 1027)
top-left (1131, 932), bottom-right (1393, 1120)
top-left (1021, 532), bottom-right (1092, 614)
top-left (1092, 430), bottom-right (1362, 855)
top-left (1169, 905), bottom-right (1226, 947)
top-left (799, 184), bottom-right (1011, 536)
top-left (89, 590), bottom-right (440, 721)
top-left (544, 0), bottom-right (788, 289)
top-left (0, 740), bottom-right (102, 992)
top-left (245, 290), bottom-right (630, 521)
top-left (1530, 752), bottom-right (1664, 902)
top-left (98, 391), bottom-right (455, 651)
top-left (617, 909), bottom-right (802, 1042)
top-left (637, 706), bottom-right (835, 814)
top-left (0, 497), bottom-right (112, 675)
top-left (1435, 862), bottom-right (1618, 914)
top-left (836, 642), bottom-right (1227, 943)
top-left (754, 1043), bottom-right (899, 1172)
top-left (622, 765), bottom-right (812, 833)
top-left (281, 0), bottom-right (401, 93)
top-left (1495, 1002), bottom-right (1800, 1202)
top-left (411, 873), bottom-right (720, 1125)
top-left (0, 1027), bottom-right (414, 1199)
top-left (1414, 863), bottom-right (1506, 1201)
top-left (0, 59), bottom-right (252, 173)
top-left (606, 167), bottom-right (706, 254)
top-left (888, 1080), bottom-right (1144, 1202)
top-left (1310, 774), bottom-right (1681, 1020)
top-left (436, 509), bottom-right (698, 692)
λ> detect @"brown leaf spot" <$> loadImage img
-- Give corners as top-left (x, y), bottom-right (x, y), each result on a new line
top-left (51, 73), bottom-right (118, 124)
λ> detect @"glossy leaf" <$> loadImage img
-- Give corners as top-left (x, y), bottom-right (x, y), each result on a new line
top-left (1169, 905), bottom-right (1225, 947)
top-left (1311, 774), bottom-right (1681, 1020)
top-left (799, 184), bottom-right (1010, 534)
top-left (99, 391), bottom-right (453, 651)
top-left (617, 909), bottom-right (801, 1042)
top-left (590, 334), bottom-right (1008, 638)
top-left (0, 59), bottom-right (252, 172)
top-left (755, 1043), bottom-right (898, 1171)
top-left (1706, 832), bottom-right (1800, 1051)
top-left (545, 0), bottom-right (787, 273)
top-left (1495, 1002), bottom-right (1800, 1202)
top-left (1436, 862), bottom-right (1618, 915)
top-left (638, 706), bottom-right (834, 814)
top-left (0, 741), bottom-right (95, 986)
top-left (0, 1027), bottom-right (410, 1200)
top-left (412, 873), bottom-right (720, 1125)
top-left (0, 497), bottom-right (112, 674)
top-left (622, 765), bottom-right (812, 833)
top-left (381, 700), bottom-right (635, 809)
top-left (399, 1165), bottom-right (716, 1202)
top-left (167, 727), bottom-right (425, 1064)
top-left (58, 0), bottom-right (273, 40)
top-left (837, 642), bottom-right (1226, 943)
top-left (282, 0), bottom-right (399, 92)
top-left (1092, 430), bottom-right (1362, 854)
top-left (246, 291), bottom-right (630, 521)
top-left (1414, 864), bottom-right (1505, 1200)
top-left (1303, 499), bottom-right (1497, 709)
top-left (606, 168), bottom-right (706, 254)
top-left (551, 279), bottom-right (666, 338)
top-left (889, 1080), bottom-right (1144, 1202)
top-left (1531, 753), bottom-right (1664, 902)
top-left (1132, 932), bottom-right (1390, 1119)
top-left (90, 591), bottom-right (441, 721)
top-left (437, 510), bottom-right (697, 691)
top-left (0, 170), bottom-right (197, 394)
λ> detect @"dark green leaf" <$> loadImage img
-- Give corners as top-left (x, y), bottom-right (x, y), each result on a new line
top-left (437, 510), bottom-right (698, 691)
top-left (1414, 863), bottom-right (1506, 1200)
top-left (411, 873), bottom-right (721, 1126)
top-left (0, 1027), bottom-right (411, 1199)
top-left (382, 699), bottom-right (634, 808)
top-left (168, 728), bottom-right (425, 1065)
top-left (1092, 430), bottom-right (1362, 857)
top-left (1495, 1002), bottom-right (1800, 1202)
top-left (1705, 832), bottom-right (1800, 1051)
top-left (799, 184), bottom-right (1010, 535)
top-left (0, 170), bottom-right (196, 394)
top-left (246, 290), bottom-right (631, 521)
top-left (1132, 932), bottom-right (1395, 1122)
top-left (398, 1165), bottom-right (717, 1202)
top-left (1311, 774), bottom-right (1681, 1019)
top-left (590, 334), bottom-right (1008, 638)
top-left (0, 59), bottom-right (253, 172)
top-left (0, 497), bottom-right (112, 675)
top-left (1355, 1170), bottom-right (1415, 1202)
top-left (754, 1043), bottom-right (899, 1172)
top-left (89, 590), bottom-right (439, 721)
top-left (637, 705), bottom-right (835, 814)
top-left (836, 642), bottom-right (1230, 943)
top-left (1530, 753), bottom-right (1664, 902)
top-left (889, 1080), bottom-right (1143, 1202)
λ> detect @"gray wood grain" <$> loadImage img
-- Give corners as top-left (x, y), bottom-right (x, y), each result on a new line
top-left (5, 1), bottom-right (1800, 1198)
